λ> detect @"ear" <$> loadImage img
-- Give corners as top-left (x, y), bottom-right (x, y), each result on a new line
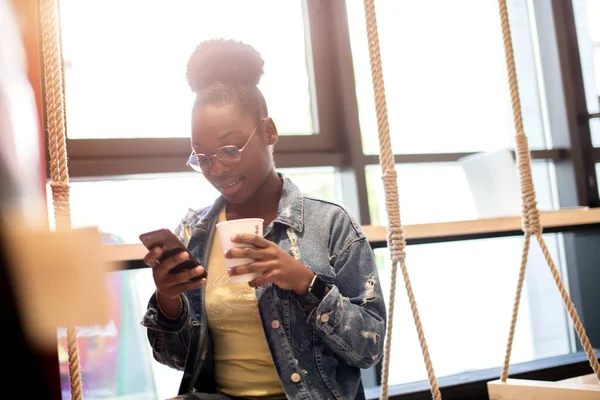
top-left (263, 117), bottom-right (279, 146)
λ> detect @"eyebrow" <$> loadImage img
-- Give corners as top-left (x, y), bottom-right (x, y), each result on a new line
top-left (192, 129), bottom-right (244, 147)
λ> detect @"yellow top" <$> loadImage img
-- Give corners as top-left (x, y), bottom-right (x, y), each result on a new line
top-left (204, 208), bottom-right (286, 399)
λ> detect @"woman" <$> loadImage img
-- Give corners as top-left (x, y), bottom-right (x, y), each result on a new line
top-left (141, 39), bottom-right (386, 400)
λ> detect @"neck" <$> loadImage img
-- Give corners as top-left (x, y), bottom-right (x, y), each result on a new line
top-left (226, 170), bottom-right (282, 223)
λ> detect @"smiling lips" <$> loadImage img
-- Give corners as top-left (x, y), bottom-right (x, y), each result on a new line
top-left (216, 178), bottom-right (245, 195)
top-left (217, 178), bottom-right (242, 189)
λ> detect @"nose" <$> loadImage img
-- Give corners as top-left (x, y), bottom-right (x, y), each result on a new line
top-left (208, 158), bottom-right (230, 177)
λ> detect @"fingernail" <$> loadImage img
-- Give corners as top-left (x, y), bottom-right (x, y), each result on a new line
top-left (230, 235), bottom-right (237, 241)
top-left (227, 267), bottom-right (233, 275)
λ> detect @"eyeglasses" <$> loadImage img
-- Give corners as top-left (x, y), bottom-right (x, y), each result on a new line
top-left (187, 118), bottom-right (265, 174)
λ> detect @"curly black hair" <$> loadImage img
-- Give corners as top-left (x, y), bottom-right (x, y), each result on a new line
top-left (186, 39), bottom-right (268, 119)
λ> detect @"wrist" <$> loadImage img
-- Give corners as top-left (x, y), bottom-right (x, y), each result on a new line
top-left (155, 292), bottom-right (183, 320)
top-left (294, 269), bottom-right (316, 296)
top-left (296, 273), bottom-right (329, 310)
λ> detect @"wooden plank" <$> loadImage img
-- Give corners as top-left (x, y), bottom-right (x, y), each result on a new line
top-left (363, 208), bottom-right (600, 243)
top-left (102, 208), bottom-right (600, 265)
top-left (487, 377), bottom-right (600, 400)
top-left (105, 242), bottom-right (146, 262)
top-left (558, 373), bottom-right (599, 386)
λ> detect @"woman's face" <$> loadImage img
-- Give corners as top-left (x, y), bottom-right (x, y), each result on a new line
top-left (191, 103), bottom-right (277, 204)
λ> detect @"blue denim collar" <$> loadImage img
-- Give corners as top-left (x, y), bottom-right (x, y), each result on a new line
top-left (273, 173), bottom-right (304, 233)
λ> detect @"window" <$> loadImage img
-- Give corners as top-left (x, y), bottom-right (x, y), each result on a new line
top-left (130, 269), bottom-right (184, 399)
top-left (57, 0), bottom-right (340, 178)
top-left (56, 270), bottom-right (159, 399)
top-left (374, 233), bottom-right (572, 386)
top-left (59, 0), bottom-right (315, 139)
top-left (366, 161), bottom-right (557, 226)
top-left (55, 268), bottom-right (185, 399)
top-left (346, 0), bottom-right (549, 155)
top-left (47, 168), bottom-right (339, 243)
top-left (365, 160), bottom-right (570, 387)
top-left (342, 1), bottom-right (576, 390)
top-left (572, 0), bottom-right (600, 146)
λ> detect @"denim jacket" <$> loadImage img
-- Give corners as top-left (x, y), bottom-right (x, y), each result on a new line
top-left (141, 175), bottom-right (387, 400)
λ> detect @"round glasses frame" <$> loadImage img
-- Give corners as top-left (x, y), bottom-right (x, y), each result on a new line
top-left (186, 118), bottom-right (266, 174)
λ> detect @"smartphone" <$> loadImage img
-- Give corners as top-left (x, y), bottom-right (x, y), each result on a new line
top-left (139, 228), bottom-right (206, 281)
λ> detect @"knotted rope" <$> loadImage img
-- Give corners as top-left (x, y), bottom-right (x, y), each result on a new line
top-left (362, 1), bottom-right (441, 399)
top-left (497, 0), bottom-right (599, 382)
top-left (40, 0), bottom-right (83, 398)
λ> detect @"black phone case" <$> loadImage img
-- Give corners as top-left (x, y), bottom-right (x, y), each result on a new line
top-left (140, 230), bottom-right (206, 281)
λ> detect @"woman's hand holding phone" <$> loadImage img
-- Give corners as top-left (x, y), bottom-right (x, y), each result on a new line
top-left (143, 247), bottom-right (206, 300)
top-left (143, 247), bottom-right (206, 320)
top-left (139, 228), bottom-right (207, 319)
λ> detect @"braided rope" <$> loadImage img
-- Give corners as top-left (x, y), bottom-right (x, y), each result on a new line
top-left (497, 0), bottom-right (600, 382)
top-left (362, 1), bottom-right (441, 399)
top-left (40, 0), bottom-right (82, 398)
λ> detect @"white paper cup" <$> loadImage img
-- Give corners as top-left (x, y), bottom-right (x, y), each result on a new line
top-left (216, 218), bottom-right (264, 284)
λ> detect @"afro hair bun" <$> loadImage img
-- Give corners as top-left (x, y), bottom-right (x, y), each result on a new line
top-left (186, 39), bottom-right (265, 92)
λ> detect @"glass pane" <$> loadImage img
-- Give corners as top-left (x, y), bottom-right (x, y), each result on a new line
top-left (346, 0), bottom-right (549, 155)
top-left (59, 0), bottom-right (315, 139)
top-left (47, 168), bottom-right (338, 243)
top-left (58, 269), bottom-right (179, 399)
top-left (572, 0), bottom-right (600, 145)
top-left (366, 161), bottom-right (557, 226)
top-left (374, 233), bottom-right (572, 386)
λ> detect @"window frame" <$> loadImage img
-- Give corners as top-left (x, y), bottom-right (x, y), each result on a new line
top-left (548, 0), bottom-right (600, 207)
top-left (30, 0), bottom-right (600, 397)
top-left (38, 1), bottom-right (597, 209)
top-left (58, 0), bottom-right (345, 178)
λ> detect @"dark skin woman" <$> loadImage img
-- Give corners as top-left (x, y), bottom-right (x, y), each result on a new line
top-left (142, 39), bottom-right (386, 400)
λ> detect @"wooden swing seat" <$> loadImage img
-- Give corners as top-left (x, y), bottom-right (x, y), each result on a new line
top-left (488, 372), bottom-right (600, 400)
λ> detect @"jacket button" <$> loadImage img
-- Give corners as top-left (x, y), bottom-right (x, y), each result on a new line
top-left (291, 372), bottom-right (301, 383)
top-left (271, 320), bottom-right (280, 329)
top-left (320, 313), bottom-right (330, 323)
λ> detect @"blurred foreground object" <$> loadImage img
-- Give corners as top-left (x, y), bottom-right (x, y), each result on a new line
top-left (4, 226), bottom-right (115, 349)
top-left (0, 1), bottom-right (62, 398)
top-left (0, 0), bottom-right (45, 221)
top-left (1, 1), bottom-right (117, 398)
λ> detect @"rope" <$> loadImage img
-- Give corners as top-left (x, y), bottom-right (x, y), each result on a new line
top-left (497, 0), bottom-right (600, 382)
top-left (40, 0), bottom-right (83, 398)
top-left (362, 1), bottom-right (441, 399)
